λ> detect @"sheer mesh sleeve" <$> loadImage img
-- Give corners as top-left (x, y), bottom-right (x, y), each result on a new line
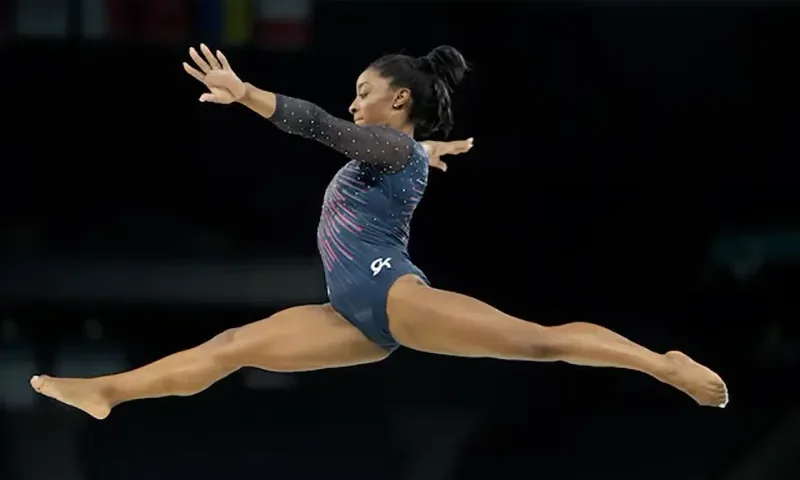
top-left (269, 94), bottom-right (416, 172)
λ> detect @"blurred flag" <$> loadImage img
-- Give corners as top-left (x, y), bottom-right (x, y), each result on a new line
top-left (140, 0), bottom-right (188, 44)
top-left (15, 0), bottom-right (69, 38)
top-left (196, 0), bottom-right (223, 45)
top-left (80, 0), bottom-right (139, 41)
top-left (224, 0), bottom-right (253, 46)
top-left (254, 0), bottom-right (311, 50)
top-left (196, 0), bottom-right (252, 47)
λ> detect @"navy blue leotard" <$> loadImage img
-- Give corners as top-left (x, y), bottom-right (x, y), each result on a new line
top-left (270, 94), bottom-right (430, 351)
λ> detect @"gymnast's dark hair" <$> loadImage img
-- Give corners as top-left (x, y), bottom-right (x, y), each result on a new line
top-left (370, 45), bottom-right (469, 137)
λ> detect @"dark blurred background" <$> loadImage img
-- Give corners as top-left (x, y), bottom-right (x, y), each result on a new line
top-left (1, 1), bottom-right (798, 479)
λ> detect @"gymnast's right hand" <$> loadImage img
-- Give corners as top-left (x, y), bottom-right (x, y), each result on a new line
top-left (183, 44), bottom-right (246, 104)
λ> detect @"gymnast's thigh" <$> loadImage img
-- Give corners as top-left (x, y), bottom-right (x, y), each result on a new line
top-left (386, 276), bottom-right (541, 359)
top-left (222, 304), bottom-right (390, 372)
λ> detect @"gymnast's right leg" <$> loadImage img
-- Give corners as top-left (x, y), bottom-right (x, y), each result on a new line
top-left (387, 276), bottom-right (728, 407)
top-left (30, 304), bottom-right (389, 419)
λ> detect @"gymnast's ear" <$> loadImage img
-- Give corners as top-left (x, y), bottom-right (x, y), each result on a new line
top-left (392, 88), bottom-right (411, 110)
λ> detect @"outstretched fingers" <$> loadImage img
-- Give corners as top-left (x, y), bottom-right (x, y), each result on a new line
top-left (188, 47), bottom-right (212, 73)
top-left (430, 138), bottom-right (473, 172)
top-left (183, 62), bottom-right (205, 83)
top-left (200, 43), bottom-right (221, 70)
top-left (449, 138), bottom-right (474, 155)
top-left (216, 50), bottom-right (232, 71)
top-left (184, 44), bottom-right (233, 82)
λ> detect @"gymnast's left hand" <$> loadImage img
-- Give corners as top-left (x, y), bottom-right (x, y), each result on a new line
top-left (423, 138), bottom-right (474, 172)
top-left (183, 44), bottom-right (246, 104)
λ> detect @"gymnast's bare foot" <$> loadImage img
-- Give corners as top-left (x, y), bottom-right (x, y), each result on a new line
top-left (30, 375), bottom-right (112, 420)
top-left (662, 351), bottom-right (729, 408)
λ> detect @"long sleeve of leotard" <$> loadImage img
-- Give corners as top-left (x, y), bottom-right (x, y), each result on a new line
top-left (269, 94), bottom-right (416, 171)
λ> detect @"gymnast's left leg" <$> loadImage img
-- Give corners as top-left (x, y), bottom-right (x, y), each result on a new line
top-left (386, 275), bottom-right (728, 407)
top-left (30, 304), bottom-right (389, 419)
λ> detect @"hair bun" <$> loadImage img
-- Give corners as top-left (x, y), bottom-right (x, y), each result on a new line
top-left (422, 45), bottom-right (468, 91)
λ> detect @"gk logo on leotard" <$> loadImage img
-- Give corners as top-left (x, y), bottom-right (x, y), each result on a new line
top-left (370, 257), bottom-right (392, 276)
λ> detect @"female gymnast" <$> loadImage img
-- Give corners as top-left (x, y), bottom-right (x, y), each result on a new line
top-left (31, 44), bottom-right (728, 419)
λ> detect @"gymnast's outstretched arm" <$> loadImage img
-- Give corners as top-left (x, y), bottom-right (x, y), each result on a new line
top-left (252, 90), bottom-right (416, 171)
top-left (183, 44), bottom-right (470, 172)
top-left (182, 46), bottom-right (416, 171)
top-left (240, 85), bottom-right (476, 174)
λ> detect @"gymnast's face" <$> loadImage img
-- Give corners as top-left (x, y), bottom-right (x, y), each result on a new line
top-left (349, 68), bottom-right (411, 128)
